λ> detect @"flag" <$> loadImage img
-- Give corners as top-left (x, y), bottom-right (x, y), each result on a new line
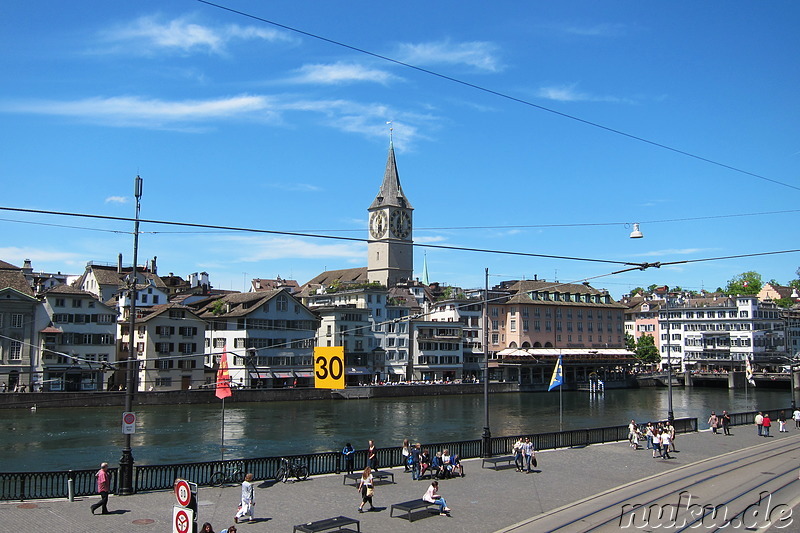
top-left (745, 355), bottom-right (756, 387)
top-left (548, 354), bottom-right (564, 391)
top-left (215, 346), bottom-right (232, 399)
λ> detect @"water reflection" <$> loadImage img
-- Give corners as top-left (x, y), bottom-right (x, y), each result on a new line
top-left (0, 388), bottom-right (790, 472)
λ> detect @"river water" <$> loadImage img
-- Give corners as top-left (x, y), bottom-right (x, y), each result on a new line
top-left (0, 387), bottom-right (791, 472)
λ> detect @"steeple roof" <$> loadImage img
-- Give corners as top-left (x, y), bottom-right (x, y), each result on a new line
top-left (369, 142), bottom-right (413, 210)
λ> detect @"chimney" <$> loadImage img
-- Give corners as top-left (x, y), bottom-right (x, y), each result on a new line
top-left (152, 256), bottom-right (157, 275)
top-left (117, 253), bottom-right (123, 273)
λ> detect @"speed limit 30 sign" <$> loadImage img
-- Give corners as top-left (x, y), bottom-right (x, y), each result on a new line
top-left (314, 346), bottom-right (345, 389)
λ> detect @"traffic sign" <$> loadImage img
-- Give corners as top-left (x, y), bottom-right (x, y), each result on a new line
top-left (174, 479), bottom-right (192, 507)
top-left (173, 507), bottom-right (194, 533)
top-left (314, 346), bottom-right (345, 389)
top-left (122, 411), bottom-right (136, 434)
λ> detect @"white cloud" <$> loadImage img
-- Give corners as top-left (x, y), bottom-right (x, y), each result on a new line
top-left (105, 196), bottom-right (128, 204)
top-left (0, 246), bottom-right (83, 264)
top-left (266, 183), bottom-right (322, 192)
top-left (397, 40), bottom-right (502, 72)
top-left (413, 235), bottom-right (448, 244)
top-left (562, 23), bottom-right (626, 37)
top-left (289, 62), bottom-right (398, 85)
top-left (631, 248), bottom-right (712, 258)
top-left (102, 15), bottom-right (295, 55)
top-left (1, 95), bottom-right (277, 128)
top-left (214, 236), bottom-right (365, 262)
top-left (537, 84), bottom-right (633, 104)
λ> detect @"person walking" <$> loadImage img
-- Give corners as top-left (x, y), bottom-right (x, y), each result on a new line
top-left (645, 423), bottom-right (654, 450)
top-left (522, 437), bottom-right (536, 473)
top-left (357, 466), bottom-right (374, 513)
top-left (200, 523), bottom-right (215, 533)
top-left (401, 438), bottom-right (411, 472)
top-left (778, 411), bottom-right (787, 433)
top-left (721, 411), bottom-right (732, 435)
top-left (762, 413), bottom-right (772, 437)
top-left (512, 438), bottom-right (524, 472)
top-left (708, 412), bottom-right (719, 434)
top-left (755, 412), bottom-right (764, 436)
top-left (410, 443), bottom-right (421, 481)
top-left (423, 480), bottom-right (451, 515)
top-left (660, 430), bottom-right (673, 459)
top-left (367, 440), bottom-right (378, 471)
top-left (89, 462), bottom-right (111, 515)
top-left (234, 473), bottom-right (255, 523)
top-left (793, 407), bottom-right (800, 429)
top-left (342, 443), bottom-right (355, 475)
top-left (652, 430), bottom-right (662, 459)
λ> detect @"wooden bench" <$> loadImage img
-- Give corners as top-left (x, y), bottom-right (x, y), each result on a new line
top-left (341, 471), bottom-right (394, 486)
top-left (390, 499), bottom-right (440, 521)
top-left (293, 515), bottom-right (360, 532)
top-left (481, 455), bottom-right (516, 470)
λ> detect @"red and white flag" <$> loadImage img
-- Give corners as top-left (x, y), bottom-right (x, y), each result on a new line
top-left (215, 346), bottom-right (232, 399)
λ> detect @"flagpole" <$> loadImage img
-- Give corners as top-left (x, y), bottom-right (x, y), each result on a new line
top-left (221, 396), bottom-right (225, 462)
top-left (559, 380), bottom-right (563, 431)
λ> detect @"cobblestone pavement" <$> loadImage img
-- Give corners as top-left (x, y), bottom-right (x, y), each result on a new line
top-left (2, 424), bottom-right (797, 532)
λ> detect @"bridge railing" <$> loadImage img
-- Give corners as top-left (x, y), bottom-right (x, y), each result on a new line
top-left (0, 413), bottom-right (723, 501)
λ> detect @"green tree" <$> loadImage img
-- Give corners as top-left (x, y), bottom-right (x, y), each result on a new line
top-left (624, 332), bottom-right (636, 351)
top-left (634, 334), bottom-right (660, 365)
top-left (724, 271), bottom-right (763, 296)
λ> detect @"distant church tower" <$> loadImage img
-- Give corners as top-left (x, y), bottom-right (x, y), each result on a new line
top-left (367, 141), bottom-right (413, 287)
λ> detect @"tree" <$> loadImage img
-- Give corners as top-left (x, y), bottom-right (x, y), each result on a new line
top-left (624, 332), bottom-right (636, 352)
top-left (634, 334), bottom-right (660, 365)
top-left (724, 271), bottom-right (763, 296)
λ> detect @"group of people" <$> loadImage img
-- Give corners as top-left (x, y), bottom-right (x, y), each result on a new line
top-left (403, 440), bottom-right (464, 480)
top-left (356, 465), bottom-right (451, 516)
top-left (627, 420), bottom-right (677, 460)
top-left (511, 437), bottom-right (537, 473)
top-left (706, 410), bottom-right (733, 435)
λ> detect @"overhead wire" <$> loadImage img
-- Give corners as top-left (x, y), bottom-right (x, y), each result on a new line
top-left (196, 0), bottom-right (800, 194)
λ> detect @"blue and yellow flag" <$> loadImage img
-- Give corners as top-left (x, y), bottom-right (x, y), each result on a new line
top-left (548, 354), bottom-right (563, 391)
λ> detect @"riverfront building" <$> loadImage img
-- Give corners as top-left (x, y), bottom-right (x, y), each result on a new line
top-left (190, 289), bottom-right (319, 388)
top-left (0, 261), bottom-right (38, 391)
top-left (35, 285), bottom-right (117, 391)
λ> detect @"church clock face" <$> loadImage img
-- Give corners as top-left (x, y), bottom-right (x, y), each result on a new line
top-left (390, 210), bottom-right (411, 239)
top-left (369, 211), bottom-right (387, 239)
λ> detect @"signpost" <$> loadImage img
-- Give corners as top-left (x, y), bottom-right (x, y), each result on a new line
top-left (314, 346), bottom-right (345, 389)
top-left (122, 411), bottom-right (136, 435)
top-left (173, 478), bottom-right (197, 533)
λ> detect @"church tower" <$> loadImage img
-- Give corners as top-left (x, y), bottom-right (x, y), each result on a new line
top-left (367, 142), bottom-right (413, 287)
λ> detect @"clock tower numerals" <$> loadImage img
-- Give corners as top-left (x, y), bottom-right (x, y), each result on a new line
top-left (369, 211), bottom-right (387, 239)
top-left (390, 210), bottom-right (411, 239)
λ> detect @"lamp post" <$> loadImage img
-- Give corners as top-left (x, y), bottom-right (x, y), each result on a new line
top-left (481, 268), bottom-right (491, 457)
top-left (664, 297), bottom-right (675, 424)
top-left (119, 175), bottom-right (142, 496)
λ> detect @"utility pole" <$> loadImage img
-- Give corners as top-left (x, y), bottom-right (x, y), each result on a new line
top-left (119, 175), bottom-right (142, 496)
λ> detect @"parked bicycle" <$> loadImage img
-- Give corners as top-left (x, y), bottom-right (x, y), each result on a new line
top-left (210, 462), bottom-right (245, 487)
top-left (274, 457), bottom-right (309, 483)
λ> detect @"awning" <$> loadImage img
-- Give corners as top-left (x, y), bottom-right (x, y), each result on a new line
top-left (272, 372), bottom-right (293, 378)
top-left (294, 371), bottom-right (313, 378)
top-left (249, 372), bottom-right (269, 379)
top-left (40, 326), bottom-right (63, 334)
top-left (346, 367), bottom-right (370, 375)
top-left (387, 367), bottom-right (406, 375)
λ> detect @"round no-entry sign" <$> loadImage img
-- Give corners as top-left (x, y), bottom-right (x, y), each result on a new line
top-left (173, 507), bottom-right (193, 533)
top-left (174, 479), bottom-right (192, 507)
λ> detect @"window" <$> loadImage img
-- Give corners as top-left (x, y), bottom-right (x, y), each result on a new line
top-left (510, 320), bottom-right (516, 332)
top-left (153, 295), bottom-right (160, 304)
top-left (155, 377), bottom-right (172, 387)
top-left (10, 340), bottom-right (22, 360)
top-left (11, 314), bottom-right (23, 328)
top-left (54, 298), bottom-right (65, 307)
top-left (523, 320), bottom-right (529, 331)
top-left (276, 295), bottom-right (288, 312)
top-left (156, 359), bottom-right (174, 369)
top-left (72, 299), bottom-right (82, 308)
top-left (491, 333), bottom-right (499, 345)
top-left (492, 320), bottom-right (499, 330)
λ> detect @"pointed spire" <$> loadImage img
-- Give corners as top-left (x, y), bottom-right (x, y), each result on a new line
top-left (369, 142), bottom-right (413, 210)
top-left (422, 251), bottom-right (429, 285)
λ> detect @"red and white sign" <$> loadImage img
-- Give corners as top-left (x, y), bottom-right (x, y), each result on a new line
top-left (173, 507), bottom-right (194, 533)
top-left (174, 479), bottom-right (192, 507)
top-left (122, 411), bottom-right (136, 434)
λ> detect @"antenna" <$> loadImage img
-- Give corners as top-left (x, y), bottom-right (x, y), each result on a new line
top-left (386, 121), bottom-right (393, 144)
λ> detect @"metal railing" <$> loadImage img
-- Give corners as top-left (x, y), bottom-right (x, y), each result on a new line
top-left (0, 413), bottom-right (727, 501)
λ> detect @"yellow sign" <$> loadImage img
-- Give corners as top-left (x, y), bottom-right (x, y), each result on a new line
top-left (314, 346), bottom-right (345, 389)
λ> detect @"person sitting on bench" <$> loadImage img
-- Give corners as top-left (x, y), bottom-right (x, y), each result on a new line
top-left (422, 480), bottom-right (451, 515)
top-left (419, 449), bottom-right (431, 479)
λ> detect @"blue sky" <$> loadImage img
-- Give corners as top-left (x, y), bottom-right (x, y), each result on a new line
top-left (1, 1), bottom-right (799, 297)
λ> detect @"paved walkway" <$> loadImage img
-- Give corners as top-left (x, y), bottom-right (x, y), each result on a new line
top-left (3, 424), bottom-right (799, 532)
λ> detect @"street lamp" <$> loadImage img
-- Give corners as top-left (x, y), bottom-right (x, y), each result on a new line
top-left (119, 175), bottom-right (142, 496)
top-left (481, 268), bottom-right (491, 457)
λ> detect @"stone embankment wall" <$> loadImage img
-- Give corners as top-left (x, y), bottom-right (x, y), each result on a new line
top-left (0, 383), bottom-right (520, 410)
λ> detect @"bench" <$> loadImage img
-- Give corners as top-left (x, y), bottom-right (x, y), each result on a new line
top-left (390, 499), bottom-right (440, 521)
top-left (341, 471), bottom-right (395, 486)
top-left (293, 515), bottom-right (360, 532)
top-left (481, 455), bottom-right (516, 470)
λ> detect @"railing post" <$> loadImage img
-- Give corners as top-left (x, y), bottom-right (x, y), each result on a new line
top-left (67, 470), bottom-right (75, 502)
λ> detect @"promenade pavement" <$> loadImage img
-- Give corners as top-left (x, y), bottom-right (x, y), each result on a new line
top-left (3, 422), bottom-right (799, 533)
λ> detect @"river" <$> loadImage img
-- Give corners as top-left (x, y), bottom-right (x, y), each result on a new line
top-left (0, 387), bottom-right (791, 472)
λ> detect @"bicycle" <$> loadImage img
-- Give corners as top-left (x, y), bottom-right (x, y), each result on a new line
top-left (210, 462), bottom-right (245, 487)
top-left (274, 457), bottom-right (309, 483)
